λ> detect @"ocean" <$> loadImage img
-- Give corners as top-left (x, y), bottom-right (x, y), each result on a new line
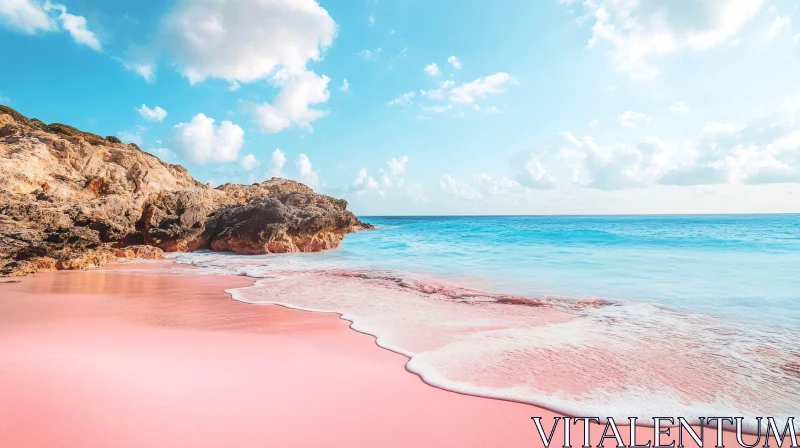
top-left (174, 214), bottom-right (800, 429)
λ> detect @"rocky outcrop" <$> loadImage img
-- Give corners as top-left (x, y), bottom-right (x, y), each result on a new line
top-left (0, 104), bottom-right (372, 276)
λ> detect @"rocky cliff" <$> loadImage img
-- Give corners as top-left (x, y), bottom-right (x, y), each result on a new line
top-left (0, 105), bottom-right (372, 276)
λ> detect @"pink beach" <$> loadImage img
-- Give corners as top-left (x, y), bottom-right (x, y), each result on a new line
top-left (0, 263), bottom-right (750, 447)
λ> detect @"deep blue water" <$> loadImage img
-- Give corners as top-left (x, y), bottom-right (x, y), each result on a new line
top-left (318, 214), bottom-right (800, 327)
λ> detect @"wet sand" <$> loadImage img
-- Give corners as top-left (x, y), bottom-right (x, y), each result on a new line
top-left (0, 262), bottom-right (748, 447)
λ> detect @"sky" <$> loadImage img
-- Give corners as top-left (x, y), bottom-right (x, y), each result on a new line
top-left (1, 0), bottom-right (800, 215)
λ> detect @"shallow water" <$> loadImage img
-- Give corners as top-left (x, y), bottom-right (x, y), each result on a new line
top-left (174, 215), bottom-right (800, 429)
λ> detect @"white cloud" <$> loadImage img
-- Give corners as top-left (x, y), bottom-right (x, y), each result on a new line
top-left (447, 55), bottom-right (462, 69)
top-left (702, 122), bottom-right (742, 134)
top-left (43, 2), bottom-right (100, 51)
top-left (619, 110), bottom-right (650, 127)
top-left (559, 134), bottom-right (679, 190)
top-left (250, 70), bottom-right (330, 133)
top-left (173, 113), bottom-right (244, 164)
top-left (159, 0), bottom-right (335, 133)
top-left (572, 0), bottom-right (764, 79)
top-left (269, 148), bottom-right (287, 177)
top-left (391, 72), bottom-right (515, 115)
top-left (424, 63), bottom-right (440, 77)
top-left (353, 167), bottom-right (380, 192)
top-left (137, 104), bottom-right (167, 122)
top-left (440, 175), bottom-right (482, 201)
top-left (359, 48), bottom-right (382, 61)
top-left (473, 174), bottom-right (526, 196)
top-left (589, 118), bottom-right (599, 127)
top-left (0, 0), bottom-right (55, 33)
top-left (121, 61), bottom-right (156, 82)
top-left (296, 154), bottom-right (319, 189)
top-left (670, 101), bottom-right (690, 114)
top-left (0, 0), bottom-right (100, 50)
top-left (516, 156), bottom-right (556, 189)
top-left (240, 153), bottom-right (260, 171)
top-left (0, 95), bottom-right (10, 104)
top-left (387, 155), bottom-right (408, 175)
top-left (795, 33), bottom-right (800, 43)
top-left (442, 100), bottom-right (800, 196)
top-left (351, 155), bottom-right (410, 196)
top-left (387, 91), bottom-right (415, 106)
top-left (440, 173), bottom-right (529, 201)
top-left (162, 0), bottom-right (335, 85)
top-left (368, 14), bottom-right (375, 27)
top-left (449, 72), bottom-right (514, 104)
top-left (770, 15), bottom-right (791, 36)
top-left (340, 78), bottom-right (349, 91)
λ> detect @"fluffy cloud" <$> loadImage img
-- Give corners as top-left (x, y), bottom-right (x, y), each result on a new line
top-left (162, 0), bottom-right (335, 84)
top-left (296, 154), bottom-right (319, 188)
top-left (439, 173), bottom-right (529, 201)
top-left (448, 99), bottom-right (800, 198)
top-left (473, 174), bottom-right (526, 196)
top-left (123, 62), bottom-right (156, 82)
top-left (240, 154), bottom-right (260, 171)
top-left (269, 148), bottom-right (287, 177)
top-left (424, 63), bottom-right (440, 77)
top-left (160, 0), bottom-right (335, 133)
top-left (340, 79), bottom-right (349, 91)
top-left (351, 155), bottom-right (409, 196)
top-left (43, 2), bottom-right (100, 51)
top-left (250, 71), bottom-right (331, 133)
top-left (138, 104), bottom-right (167, 122)
top-left (508, 100), bottom-right (800, 191)
top-left (0, 0), bottom-right (100, 50)
top-left (570, 0), bottom-right (763, 79)
top-left (516, 156), bottom-right (556, 189)
top-left (387, 91), bottom-right (415, 106)
top-left (173, 113), bottom-right (244, 164)
top-left (390, 72), bottom-right (515, 116)
top-left (770, 15), bottom-right (791, 36)
top-left (447, 55), bottom-right (462, 69)
top-left (440, 175), bottom-right (482, 201)
top-left (449, 73), bottom-right (514, 104)
top-left (619, 111), bottom-right (650, 127)
top-left (387, 155), bottom-right (408, 175)
top-left (353, 167), bottom-right (380, 192)
top-left (0, 0), bottom-right (54, 33)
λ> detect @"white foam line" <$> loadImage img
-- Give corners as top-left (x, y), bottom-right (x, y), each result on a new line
top-left (185, 255), bottom-right (788, 434)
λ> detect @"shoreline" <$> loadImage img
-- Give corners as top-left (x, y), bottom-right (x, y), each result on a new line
top-left (0, 261), bottom-right (761, 446)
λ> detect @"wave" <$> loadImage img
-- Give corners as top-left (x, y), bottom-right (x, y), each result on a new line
top-left (174, 252), bottom-right (800, 432)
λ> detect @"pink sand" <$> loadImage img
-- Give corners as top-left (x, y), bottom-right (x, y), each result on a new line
top-left (0, 263), bottom-right (745, 447)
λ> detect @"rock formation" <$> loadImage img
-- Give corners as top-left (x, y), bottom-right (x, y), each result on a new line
top-left (0, 104), bottom-right (372, 276)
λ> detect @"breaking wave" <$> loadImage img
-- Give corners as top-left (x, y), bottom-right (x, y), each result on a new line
top-left (174, 250), bottom-right (800, 432)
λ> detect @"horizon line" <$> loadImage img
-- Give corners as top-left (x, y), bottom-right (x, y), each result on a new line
top-left (356, 212), bottom-right (800, 218)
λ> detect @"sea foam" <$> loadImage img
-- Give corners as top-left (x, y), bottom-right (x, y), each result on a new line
top-left (174, 250), bottom-right (800, 432)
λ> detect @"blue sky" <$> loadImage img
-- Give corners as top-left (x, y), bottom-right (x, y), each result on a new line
top-left (1, 0), bottom-right (800, 215)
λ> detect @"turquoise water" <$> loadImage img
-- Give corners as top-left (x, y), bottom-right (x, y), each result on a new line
top-left (321, 214), bottom-right (800, 327)
top-left (176, 214), bottom-right (800, 427)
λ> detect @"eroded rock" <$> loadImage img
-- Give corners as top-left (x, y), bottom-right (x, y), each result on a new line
top-left (0, 104), bottom-right (372, 276)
